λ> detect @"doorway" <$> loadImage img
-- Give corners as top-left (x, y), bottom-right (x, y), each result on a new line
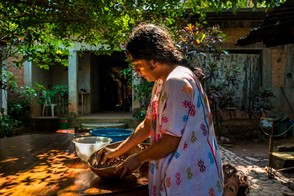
top-left (91, 52), bottom-right (131, 113)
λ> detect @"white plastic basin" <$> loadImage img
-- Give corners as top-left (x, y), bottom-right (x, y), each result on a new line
top-left (73, 136), bottom-right (112, 162)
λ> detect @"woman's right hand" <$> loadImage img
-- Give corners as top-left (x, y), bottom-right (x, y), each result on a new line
top-left (97, 147), bottom-right (119, 165)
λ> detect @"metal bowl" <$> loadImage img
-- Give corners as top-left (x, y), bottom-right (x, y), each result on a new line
top-left (88, 141), bottom-right (149, 179)
top-left (73, 136), bottom-right (112, 162)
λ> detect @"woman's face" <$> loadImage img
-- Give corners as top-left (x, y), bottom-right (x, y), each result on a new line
top-left (131, 59), bottom-right (158, 82)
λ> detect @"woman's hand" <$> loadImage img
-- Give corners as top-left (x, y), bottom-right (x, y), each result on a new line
top-left (115, 153), bottom-right (141, 178)
top-left (97, 147), bottom-right (118, 165)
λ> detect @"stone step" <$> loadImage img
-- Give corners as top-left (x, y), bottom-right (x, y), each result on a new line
top-left (271, 151), bottom-right (294, 172)
top-left (277, 145), bottom-right (294, 152)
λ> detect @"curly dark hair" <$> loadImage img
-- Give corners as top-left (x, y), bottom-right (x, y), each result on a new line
top-left (126, 23), bottom-right (185, 65)
top-left (223, 162), bottom-right (250, 196)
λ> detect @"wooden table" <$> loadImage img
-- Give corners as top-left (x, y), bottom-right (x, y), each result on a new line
top-left (0, 133), bottom-right (148, 196)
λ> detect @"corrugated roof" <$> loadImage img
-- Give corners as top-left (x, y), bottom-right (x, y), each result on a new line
top-left (237, 0), bottom-right (294, 47)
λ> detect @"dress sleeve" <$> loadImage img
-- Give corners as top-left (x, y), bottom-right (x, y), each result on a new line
top-left (159, 77), bottom-right (194, 137)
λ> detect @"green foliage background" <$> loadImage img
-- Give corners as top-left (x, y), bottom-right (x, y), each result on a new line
top-left (0, 0), bottom-right (284, 133)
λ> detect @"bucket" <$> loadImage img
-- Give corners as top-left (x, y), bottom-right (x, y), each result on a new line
top-left (57, 117), bottom-right (71, 129)
top-left (90, 128), bottom-right (133, 143)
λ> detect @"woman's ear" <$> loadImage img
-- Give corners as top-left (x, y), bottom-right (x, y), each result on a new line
top-left (150, 60), bottom-right (159, 70)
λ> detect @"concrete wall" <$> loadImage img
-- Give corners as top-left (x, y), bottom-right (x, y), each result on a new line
top-left (266, 44), bottom-right (294, 119)
top-left (215, 20), bottom-right (294, 120)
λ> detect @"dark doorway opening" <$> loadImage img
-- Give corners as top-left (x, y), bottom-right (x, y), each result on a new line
top-left (92, 52), bottom-right (131, 112)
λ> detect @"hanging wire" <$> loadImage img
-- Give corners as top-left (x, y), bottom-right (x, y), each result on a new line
top-left (259, 118), bottom-right (294, 137)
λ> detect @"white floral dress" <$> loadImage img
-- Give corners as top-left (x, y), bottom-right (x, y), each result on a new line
top-left (146, 66), bottom-right (223, 196)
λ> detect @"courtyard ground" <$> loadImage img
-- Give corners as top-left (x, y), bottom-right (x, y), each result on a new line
top-left (4, 124), bottom-right (294, 194)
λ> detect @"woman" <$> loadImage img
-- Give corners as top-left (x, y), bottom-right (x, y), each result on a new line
top-left (100, 23), bottom-right (223, 195)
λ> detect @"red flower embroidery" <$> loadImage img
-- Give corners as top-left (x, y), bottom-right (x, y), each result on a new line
top-left (183, 141), bottom-right (188, 150)
top-left (155, 133), bottom-right (161, 141)
top-left (162, 116), bottom-right (168, 123)
top-left (208, 187), bottom-right (216, 196)
top-left (152, 185), bottom-right (157, 196)
top-left (175, 172), bottom-right (181, 185)
top-left (189, 104), bottom-right (196, 116)
top-left (166, 177), bottom-right (172, 188)
top-left (182, 100), bottom-right (191, 108)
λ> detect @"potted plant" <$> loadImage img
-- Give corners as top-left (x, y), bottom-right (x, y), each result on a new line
top-left (34, 83), bottom-right (58, 117)
top-left (34, 83), bottom-right (71, 129)
top-left (52, 85), bottom-right (69, 117)
top-left (51, 85), bottom-right (72, 129)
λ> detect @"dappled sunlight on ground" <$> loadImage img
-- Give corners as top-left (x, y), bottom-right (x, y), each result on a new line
top-left (0, 133), bottom-right (148, 195)
top-left (0, 149), bottom-right (88, 196)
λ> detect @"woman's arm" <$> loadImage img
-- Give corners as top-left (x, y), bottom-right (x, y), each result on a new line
top-left (138, 134), bottom-right (180, 162)
top-left (101, 118), bottom-right (151, 163)
top-left (116, 133), bottom-right (180, 177)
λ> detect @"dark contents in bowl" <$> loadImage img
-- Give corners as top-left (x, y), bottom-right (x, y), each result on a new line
top-left (93, 154), bottom-right (128, 168)
top-left (88, 142), bottom-right (149, 179)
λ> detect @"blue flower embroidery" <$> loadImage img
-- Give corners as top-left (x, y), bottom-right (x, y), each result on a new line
top-left (182, 115), bottom-right (188, 122)
top-left (214, 138), bottom-right (219, 151)
top-left (174, 151), bottom-right (180, 159)
top-left (208, 152), bottom-right (215, 164)
top-left (150, 163), bottom-right (155, 174)
top-left (197, 95), bottom-right (201, 108)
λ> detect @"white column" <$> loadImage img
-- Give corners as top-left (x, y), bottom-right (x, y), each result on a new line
top-left (68, 50), bottom-right (78, 116)
top-left (24, 61), bottom-right (33, 86)
top-left (1, 61), bottom-right (7, 115)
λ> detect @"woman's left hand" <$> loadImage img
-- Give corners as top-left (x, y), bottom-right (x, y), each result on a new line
top-left (115, 153), bottom-right (141, 178)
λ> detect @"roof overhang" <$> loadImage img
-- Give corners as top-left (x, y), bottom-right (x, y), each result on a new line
top-left (237, 0), bottom-right (294, 47)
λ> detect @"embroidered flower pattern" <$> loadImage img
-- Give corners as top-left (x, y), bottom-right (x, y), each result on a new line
top-left (146, 68), bottom-right (222, 195)
top-left (182, 85), bottom-right (192, 94)
top-left (183, 141), bottom-right (188, 150)
top-left (175, 172), bottom-right (181, 185)
top-left (208, 152), bottom-right (215, 164)
top-left (189, 104), bottom-right (196, 116)
top-left (186, 167), bottom-right (193, 180)
top-left (180, 128), bottom-right (184, 135)
top-left (182, 114), bottom-right (188, 122)
top-left (198, 159), bottom-right (206, 172)
top-left (208, 187), bottom-right (216, 196)
top-left (162, 116), bottom-right (168, 123)
top-left (182, 100), bottom-right (191, 108)
top-left (166, 177), bottom-right (172, 188)
top-left (150, 163), bottom-right (155, 174)
top-left (160, 92), bottom-right (167, 103)
top-left (191, 131), bottom-right (197, 143)
top-left (174, 151), bottom-right (180, 159)
top-left (155, 133), bottom-right (161, 141)
top-left (197, 95), bottom-right (201, 108)
top-left (151, 100), bottom-right (158, 119)
top-left (217, 180), bottom-right (222, 193)
top-left (152, 185), bottom-right (157, 196)
top-left (201, 123), bottom-right (208, 136)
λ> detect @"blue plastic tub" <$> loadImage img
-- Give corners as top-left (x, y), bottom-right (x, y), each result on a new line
top-left (90, 128), bottom-right (133, 143)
